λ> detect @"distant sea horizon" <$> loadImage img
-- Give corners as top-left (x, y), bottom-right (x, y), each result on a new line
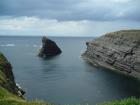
top-left (0, 35), bottom-right (97, 38)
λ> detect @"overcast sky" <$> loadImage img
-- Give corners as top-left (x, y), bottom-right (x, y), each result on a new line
top-left (0, 0), bottom-right (140, 36)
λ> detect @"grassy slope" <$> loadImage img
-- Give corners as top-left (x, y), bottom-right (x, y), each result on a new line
top-left (0, 53), bottom-right (49, 105)
top-left (0, 87), bottom-right (51, 105)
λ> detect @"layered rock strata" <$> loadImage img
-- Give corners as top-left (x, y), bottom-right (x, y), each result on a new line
top-left (82, 30), bottom-right (140, 79)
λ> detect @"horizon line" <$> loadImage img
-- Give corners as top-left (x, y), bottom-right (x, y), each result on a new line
top-left (0, 35), bottom-right (97, 37)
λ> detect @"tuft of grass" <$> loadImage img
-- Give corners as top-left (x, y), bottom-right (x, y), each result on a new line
top-left (98, 97), bottom-right (140, 105)
top-left (0, 87), bottom-right (51, 105)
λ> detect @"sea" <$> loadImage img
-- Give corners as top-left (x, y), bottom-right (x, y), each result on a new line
top-left (0, 36), bottom-right (140, 105)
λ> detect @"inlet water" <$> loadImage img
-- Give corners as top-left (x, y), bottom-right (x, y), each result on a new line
top-left (0, 36), bottom-right (140, 105)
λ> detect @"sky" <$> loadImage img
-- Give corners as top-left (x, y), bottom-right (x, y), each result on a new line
top-left (0, 0), bottom-right (140, 36)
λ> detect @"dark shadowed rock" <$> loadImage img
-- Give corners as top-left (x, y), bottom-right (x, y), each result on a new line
top-left (38, 36), bottom-right (62, 58)
top-left (82, 30), bottom-right (140, 79)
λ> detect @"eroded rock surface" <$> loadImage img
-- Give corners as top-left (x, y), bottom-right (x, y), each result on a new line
top-left (82, 30), bottom-right (140, 79)
top-left (38, 36), bottom-right (62, 58)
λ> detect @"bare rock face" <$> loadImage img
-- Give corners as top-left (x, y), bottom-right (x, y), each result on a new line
top-left (82, 30), bottom-right (140, 79)
top-left (38, 36), bottom-right (62, 58)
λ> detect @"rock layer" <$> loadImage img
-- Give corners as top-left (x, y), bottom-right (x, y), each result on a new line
top-left (82, 30), bottom-right (140, 79)
top-left (38, 36), bottom-right (62, 58)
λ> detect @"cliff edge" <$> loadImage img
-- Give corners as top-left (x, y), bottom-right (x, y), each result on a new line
top-left (82, 30), bottom-right (140, 79)
top-left (0, 53), bottom-right (24, 96)
top-left (0, 52), bottom-right (49, 105)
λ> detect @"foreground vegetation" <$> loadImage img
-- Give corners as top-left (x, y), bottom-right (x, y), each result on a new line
top-left (0, 89), bottom-right (139, 105)
top-left (98, 97), bottom-right (140, 105)
top-left (0, 87), bottom-right (50, 105)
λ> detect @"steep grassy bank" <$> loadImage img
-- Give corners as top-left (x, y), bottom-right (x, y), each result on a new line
top-left (0, 52), bottom-right (49, 105)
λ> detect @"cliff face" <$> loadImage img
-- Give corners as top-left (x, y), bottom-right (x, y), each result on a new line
top-left (0, 52), bottom-right (49, 105)
top-left (82, 30), bottom-right (140, 79)
top-left (0, 53), bottom-right (24, 96)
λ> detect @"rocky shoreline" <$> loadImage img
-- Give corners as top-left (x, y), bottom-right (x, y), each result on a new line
top-left (82, 30), bottom-right (140, 79)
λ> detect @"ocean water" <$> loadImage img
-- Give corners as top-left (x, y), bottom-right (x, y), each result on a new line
top-left (0, 36), bottom-right (140, 105)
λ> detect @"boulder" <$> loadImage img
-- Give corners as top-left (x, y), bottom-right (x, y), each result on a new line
top-left (38, 36), bottom-right (62, 58)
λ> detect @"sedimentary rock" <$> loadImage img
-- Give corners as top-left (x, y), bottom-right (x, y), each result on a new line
top-left (38, 36), bottom-right (62, 58)
top-left (82, 30), bottom-right (140, 79)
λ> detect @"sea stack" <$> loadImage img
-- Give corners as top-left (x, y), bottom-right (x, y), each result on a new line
top-left (38, 36), bottom-right (62, 58)
top-left (82, 30), bottom-right (140, 79)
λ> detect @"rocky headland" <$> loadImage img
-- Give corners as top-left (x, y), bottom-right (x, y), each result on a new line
top-left (82, 30), bottom-right (140, 79)
top-left (38, 36), bottom-right (62, 58)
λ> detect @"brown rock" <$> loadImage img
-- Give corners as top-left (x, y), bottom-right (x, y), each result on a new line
top-left (82, 30), bottom-right (140, 79)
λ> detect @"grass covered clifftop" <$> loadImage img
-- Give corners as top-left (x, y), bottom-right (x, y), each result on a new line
top-left (0, 52), bottom-right (49, 105)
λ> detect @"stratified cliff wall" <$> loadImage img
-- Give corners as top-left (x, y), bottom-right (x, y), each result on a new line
top-left (82, 30), bottom-right (140, 79)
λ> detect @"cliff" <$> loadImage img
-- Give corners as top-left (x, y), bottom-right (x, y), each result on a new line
top-left (0, 52), bottom-right (49, 105)
top-left (0, 53), bottom-right (24, 96)
top-left (82, 30), bottom-right (140, 79)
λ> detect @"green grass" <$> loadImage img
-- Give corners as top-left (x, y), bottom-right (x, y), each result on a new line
top-left (0, 86), bottom-right (51, 105)
top-left (98, 97), bottom-right (140, 105)
top-left (0, 53), bottom-right (9, 87)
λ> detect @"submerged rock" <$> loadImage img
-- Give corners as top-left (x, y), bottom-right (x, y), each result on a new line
top-left (38, 36), bottom-right (62, 58)
top-left (82, 30), bottom-right (140, 79)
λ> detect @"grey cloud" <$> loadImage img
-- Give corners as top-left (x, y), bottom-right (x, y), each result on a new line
top-left (0, 0), bottom-right (140, 21)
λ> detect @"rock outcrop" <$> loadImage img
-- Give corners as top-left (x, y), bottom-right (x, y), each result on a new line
top-left (82, 30), bottom-right (140, 79)
top-left (38, 36), bottom-right (62, 58)
top-left (0, 52), bottom-right (25, 97)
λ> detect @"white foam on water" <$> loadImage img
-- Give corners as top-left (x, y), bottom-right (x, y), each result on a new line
top-left (33, 45), bottom-right (39, 47)
top-left (0, 44), bottom-right (15, 47)
top-left (33, 45), bottom-right (42, 48)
